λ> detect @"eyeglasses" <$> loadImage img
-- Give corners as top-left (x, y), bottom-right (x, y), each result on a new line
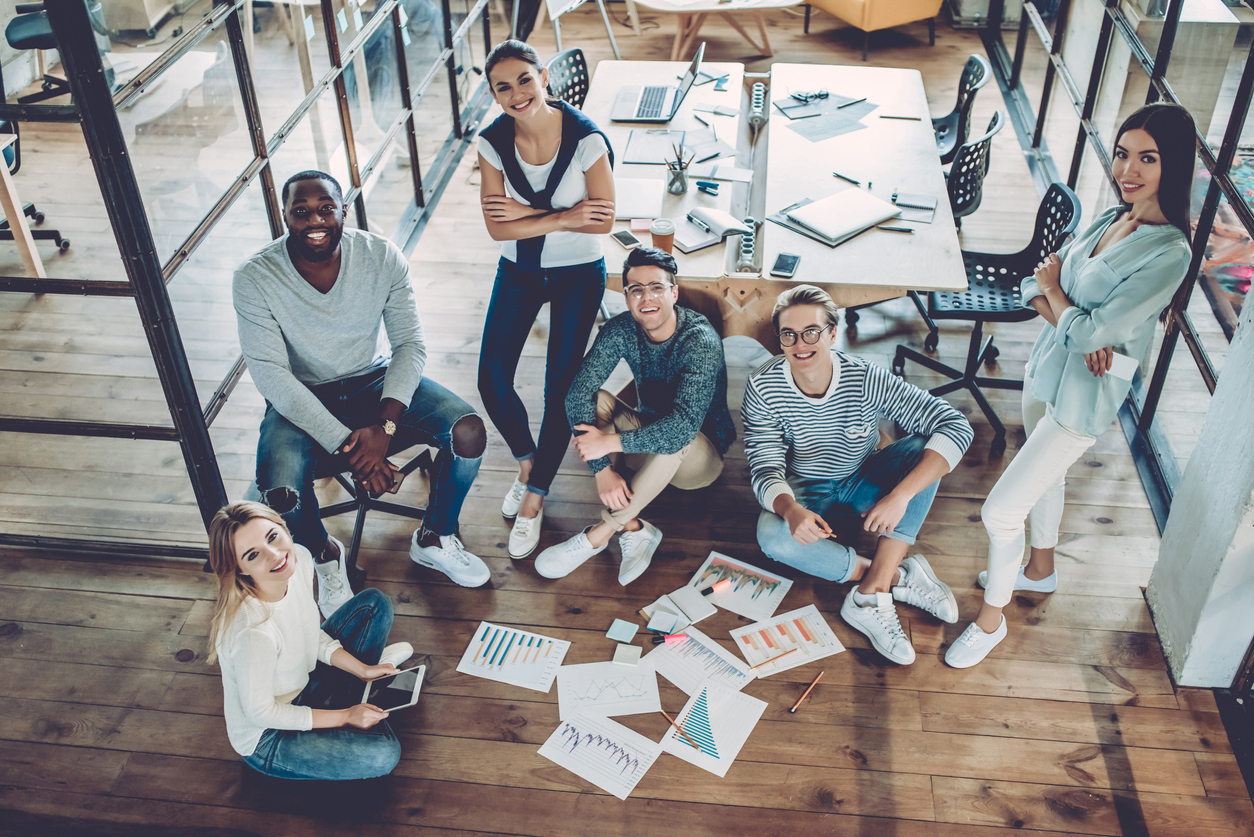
top-left (790, 89), bottom-right (828, 103)
top-left (625, 282), bottom-right (672, 302)
top-left (778, 323), bottom-right (833, 347)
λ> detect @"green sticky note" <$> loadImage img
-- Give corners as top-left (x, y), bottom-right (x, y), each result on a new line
top-left (606, 618), bottom-right (637, 643)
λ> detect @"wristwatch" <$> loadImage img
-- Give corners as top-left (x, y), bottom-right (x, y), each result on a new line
top-left (381, 419), bottom-right (397, 436)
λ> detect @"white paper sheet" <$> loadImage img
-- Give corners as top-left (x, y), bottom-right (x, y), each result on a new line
top-left (557, 661), bottom-right (661, 719)
top-left (538, 712), bottom-right (663, 800)
top-left (640, 625), bottom-right (753, 696)
top-left (686, 552), bottom-right (793, 621)
top-left (728, 604), bottom-right (845, 676)
top-left (456, 621), bottom-right (569, 693)
top-left (661, 680), bottom-right (767, 777)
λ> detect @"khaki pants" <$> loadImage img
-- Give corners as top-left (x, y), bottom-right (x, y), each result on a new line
top-left (594, 389), bottom-right (724, 530)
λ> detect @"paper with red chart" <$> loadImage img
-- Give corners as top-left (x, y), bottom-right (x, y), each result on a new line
top-left (728, 604), bottom-right (845, 676)
top-left (538, 712), bottom-right (662, 800)
top-left (660, 680), bottom-right (767, 777)
top-left (686, 552), bottom-right (792, 622)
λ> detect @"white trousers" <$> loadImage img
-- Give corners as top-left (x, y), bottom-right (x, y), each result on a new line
top-left (980, 379), bottom-right (1097, 608)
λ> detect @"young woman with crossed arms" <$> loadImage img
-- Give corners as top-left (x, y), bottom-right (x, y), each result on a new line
top-left (947, 103), bottom-right (1196, 667)
top-left (476, 40), bottom-right (615, 563)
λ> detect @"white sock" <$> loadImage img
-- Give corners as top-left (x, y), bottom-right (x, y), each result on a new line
top-left (853, 588), bottom-right (878, 607)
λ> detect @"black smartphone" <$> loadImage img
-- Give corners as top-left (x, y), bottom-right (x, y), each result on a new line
top-left (610, 230), bottom-right (641, 250)
top-left (770, 252), bottom-right (801, 278)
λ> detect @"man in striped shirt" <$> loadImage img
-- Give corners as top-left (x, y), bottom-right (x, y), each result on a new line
top-left (743, 286), bottom-right (974, 665)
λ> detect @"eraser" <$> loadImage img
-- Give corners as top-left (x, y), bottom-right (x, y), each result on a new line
top-left (630, 218), bottom-right (653, 231)
top-left (612, 643), bottom-right (642, 667)
top-left (663, 633), bottom-right (687, 644)
top-left (606, 618), bottom-right (638, 643)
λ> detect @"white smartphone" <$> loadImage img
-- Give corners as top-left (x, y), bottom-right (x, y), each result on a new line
top-left (361, 664), bottom-right (426, 711)
top-left (611, 229), bottom-right (642, 250)
top-left (770, 252), bottom-right (801, 278)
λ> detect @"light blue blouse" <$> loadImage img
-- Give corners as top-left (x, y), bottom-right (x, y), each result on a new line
top-left (1020, 205), bottom-right (1192, 438)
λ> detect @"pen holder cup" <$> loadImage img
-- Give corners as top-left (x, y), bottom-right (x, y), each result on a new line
top-left (667, 168), bottom-right (688, 195)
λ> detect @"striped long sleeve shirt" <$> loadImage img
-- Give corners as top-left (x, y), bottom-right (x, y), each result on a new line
top-left (741, 350), bottom-right (974, 511)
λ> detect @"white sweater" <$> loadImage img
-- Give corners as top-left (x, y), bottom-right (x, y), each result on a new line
top-left (215, 545), bottom-right (342, 757)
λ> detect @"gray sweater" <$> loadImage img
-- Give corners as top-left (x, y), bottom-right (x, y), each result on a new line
top-left (566, 307), bottom-right (735, 473)
top-left (232, 229), bottom-right (426, 453)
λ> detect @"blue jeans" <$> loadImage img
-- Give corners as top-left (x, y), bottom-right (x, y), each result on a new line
top-left (241, 589), bottom-right (402, 781)
top-left (477, 257), bottom-right (606, 496)
top-left (756, 436), bottom-right (940, 582)
top-left (254, 367), bottom-right (480, 550)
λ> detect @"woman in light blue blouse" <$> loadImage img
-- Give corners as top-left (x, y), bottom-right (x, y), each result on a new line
top-left (946, 103), bottom-right (1196, 668)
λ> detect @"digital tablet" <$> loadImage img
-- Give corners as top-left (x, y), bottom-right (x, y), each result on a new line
top-left (361, 665), bottom-right (426, 711)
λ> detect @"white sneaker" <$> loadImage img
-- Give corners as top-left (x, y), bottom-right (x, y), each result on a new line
top-left (617, 520), bottom-right (662, 586)
top-left (501, 477), bottom-right (528, 519)
top-left (509, 507), bottom-right (544, 559)
top-left (409, 531), bottom-right (490, 587)
top-left (534, 528), bottom-right (607, 579)
top-left (893, 555), bottom-right (959, 623)
top-left (840, 588), bottom-right (915, 665)
top-left (314, 535), bottom-right (353, 619)
top-left (378, 642), bottom-right (414, 668)
top-left (977, 567), bottom-right (1058, 593)
top-left (945, 616), bottom-right (1008, 668)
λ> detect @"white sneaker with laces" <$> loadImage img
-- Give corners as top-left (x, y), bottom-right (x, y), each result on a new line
top-left (945, 616), bottom-right (1008, 668)
top-left (508, 507), bottom-right (544, 559)
top-left (617, 520), bottom-right (662, 586)
top-left (840, 588), bottom-right (915, 665)
top-left (893, 554), bottom-right (959, 623)
top-left (501, 478), bottom-right (528, 519)
top-left (409, 530), bottom-right (490, 587)
top-left (314, 535), bottom-right (353, 619)
top-left (534, 528), bottom-right (607, 579)
top-left (977, 567), bottom-right (1058, 593)
top-left (378, 642), bottom-right (414, 668)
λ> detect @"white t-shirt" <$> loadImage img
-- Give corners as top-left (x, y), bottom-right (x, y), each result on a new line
top-left (478, 132), bottom-right (609, 268)
top-left (215, 545), bottom-right (343, 757)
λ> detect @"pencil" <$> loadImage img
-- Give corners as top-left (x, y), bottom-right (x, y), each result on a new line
top-left (749, 647), bottom-right (800, 671)
top-left (694, 113), bottom-right (710, 127)
top-left (879, 115), bottom-right (922, 121)
top-left (837, 96), bottom-right (867, 108)
top-left (660, 710), bottom-right (701, 750)
top-left (788, 671), bottom-right (824, 713)
top-left (831, 171), bottom-right (860, 186)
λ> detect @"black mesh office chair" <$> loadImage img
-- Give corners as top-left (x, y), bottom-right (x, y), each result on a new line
top-left (933, 54), bottom-right (991, 166)
top-left (892, 183), bottom-right (1082, 457)
top-left (546, 48), bottom-right (591, 109)
top-left (948, 110), bottom-right (1003, 230)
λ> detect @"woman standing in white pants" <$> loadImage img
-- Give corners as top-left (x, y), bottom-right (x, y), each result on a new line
top-left (946, 103), bottom-right (1197, 668)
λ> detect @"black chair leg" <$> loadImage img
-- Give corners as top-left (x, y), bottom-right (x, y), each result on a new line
top-left (804, 4), bottom-right (810, 33)
top-left (928, 17), bottom-right (935, 46)
top-left (862, 31), bottom-right (870, 61)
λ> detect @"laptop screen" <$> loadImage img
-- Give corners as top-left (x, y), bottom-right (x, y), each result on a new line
top-left (669, 42), bottom-right (707, 118)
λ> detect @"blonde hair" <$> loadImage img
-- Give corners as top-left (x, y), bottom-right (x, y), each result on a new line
top-left (205, 501), bottom-right (287, 665)
top-left (771, 284), bottom-right (841, 335)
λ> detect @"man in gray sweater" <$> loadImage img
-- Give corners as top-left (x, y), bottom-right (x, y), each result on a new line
top-left (536, 247), bottom-right (735, 584)
top-left (233, 171), bottom-right (491, 617)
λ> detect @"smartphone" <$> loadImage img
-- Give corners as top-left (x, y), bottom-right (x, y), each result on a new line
top-left (611, 230), bottom-right (642, 250)
top-left (770, 252), bottom-right (801, 278)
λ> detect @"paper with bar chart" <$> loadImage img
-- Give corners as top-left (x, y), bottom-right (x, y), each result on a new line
top-left (538, 711), bottom-right (663, 800)
top-left (728, 604), bottom-right (845, 676)
top-left (641, 625), bottom-right (753, 696)
top-left (456, 622), bottom-right (570, 693)
top-left (556, 661), bottom-right (661, 719)
top-left (661, 680), bottom-right (767, 777)
top-left (687, 552), bottom-right (793, 621)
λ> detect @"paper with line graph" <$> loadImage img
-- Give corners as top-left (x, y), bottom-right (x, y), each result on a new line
top-left (661, 680), bottom-right (767, 777)
top-left (687, 552), bottom-right (792, 621)
top-left (728, 604), bottom-right (844, 676)
top-left (456, 622), bottom-right (569, 693)
top-left (538, 711), bottom-right (663, 800)
top-left (640, 625), bottom-right (753, 696)
top-left (556, 661), bottom-right (661, 719)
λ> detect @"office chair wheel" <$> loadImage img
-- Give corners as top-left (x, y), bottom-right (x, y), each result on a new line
top-left (146, 27), bottom-right (158, 39)
top-left (891, 357), bottom-right (905, 376)
top-left (59, 238), bottom-right (70, 251)
top-left (923, 331), bottom-right (939, 352)
top-left (34, 211), bottom-right (45, 224)
top-left (983, 344), bottom-right (1000, 366)
top-left (990, 435), bottom-right (1007, 458)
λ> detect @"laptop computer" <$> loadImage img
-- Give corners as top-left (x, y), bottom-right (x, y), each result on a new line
top-left (610, 43), bottom-right (705, 123)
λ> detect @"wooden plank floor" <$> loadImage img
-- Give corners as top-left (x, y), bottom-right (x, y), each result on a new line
top-left (1, 7), bottom-right (1250, 836)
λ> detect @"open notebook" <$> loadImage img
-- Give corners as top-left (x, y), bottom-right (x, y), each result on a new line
top-left (785, 189), bottom-right (901, 244)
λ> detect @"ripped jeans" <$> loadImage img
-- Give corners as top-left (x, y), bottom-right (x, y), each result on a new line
top-left (254, 367), bottom-right (481, 552)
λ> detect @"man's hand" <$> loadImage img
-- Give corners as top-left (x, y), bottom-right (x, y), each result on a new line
top-left (595, 467), bottom-right (633, 510)
top-left (481, 195), bottom-right (541, 223)
top-left (1084, 346), bottom-right (1114, 377)
top-left (560, 199), bottom-right (615, 230)
top-left (573, 423), bottom-right (622, 462)
top-left (1034, 253), bottom-right (1062, 291)
top-left (863, 490), bottom-right (911, 536)
top-left (342, 426), bottom-right (392, 491)
top-left (782, 500), bottom-right (833, 546)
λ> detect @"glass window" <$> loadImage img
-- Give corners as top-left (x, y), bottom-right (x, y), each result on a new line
top-left (269, 86), bottom-right (353, 201)
top-left (247, 1), bottom-right (336, 143)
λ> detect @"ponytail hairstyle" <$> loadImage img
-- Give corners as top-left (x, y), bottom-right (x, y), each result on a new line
top-left (484, 39), bottom-right (555, 102)
top-left (205, 501), bottom-right (287, 665)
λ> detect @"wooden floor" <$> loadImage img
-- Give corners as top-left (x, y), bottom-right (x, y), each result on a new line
top-left (1, 6), bottom-right (1251, 836)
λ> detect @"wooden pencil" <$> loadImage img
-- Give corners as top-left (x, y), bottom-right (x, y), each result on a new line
top-left (788, 671), bottom-right (824, 713)
top-left (660, 709), bottom-right (701, 750)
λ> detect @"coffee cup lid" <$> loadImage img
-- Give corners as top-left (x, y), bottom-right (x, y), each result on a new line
top-left (649, 218), bottom-right (676, 234)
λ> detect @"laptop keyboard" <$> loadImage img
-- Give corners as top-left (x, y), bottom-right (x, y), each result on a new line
top-left (636, 86), bottom-right (667, 118)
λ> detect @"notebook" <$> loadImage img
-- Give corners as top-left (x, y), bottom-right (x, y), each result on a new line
top-left (784, 189), bottom-right (901, 243)
top-left (613, 178), bottom-right (665, 219)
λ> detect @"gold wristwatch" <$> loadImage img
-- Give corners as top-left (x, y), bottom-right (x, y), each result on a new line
top-left (381, 419), bottom-right (397, 436)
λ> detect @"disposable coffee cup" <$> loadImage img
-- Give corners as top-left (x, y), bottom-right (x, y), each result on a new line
top-left (650, 218), bottom-right (676, 253)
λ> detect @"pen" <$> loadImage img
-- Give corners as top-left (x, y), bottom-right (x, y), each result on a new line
top-left (694, 113), bottom-right (710, 127)
top-left (837, 97), bottom-right (866, 108)
top-left (877, 225), bottom-right (914, 234)
top-left (687, 213), bottom-right (713, 234)
top-left (696, 151), bottom-right (722, 163)
top-left (749, 647), bottom-right (799, 671)
top-left (788, 671), bottom-right (824, 714)
top-left (660, 710), bottom-right (702, 749)
top-left (831, 171), bottom-right (860, 186)
top-left (880, 115), bottom-right (922, 121)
